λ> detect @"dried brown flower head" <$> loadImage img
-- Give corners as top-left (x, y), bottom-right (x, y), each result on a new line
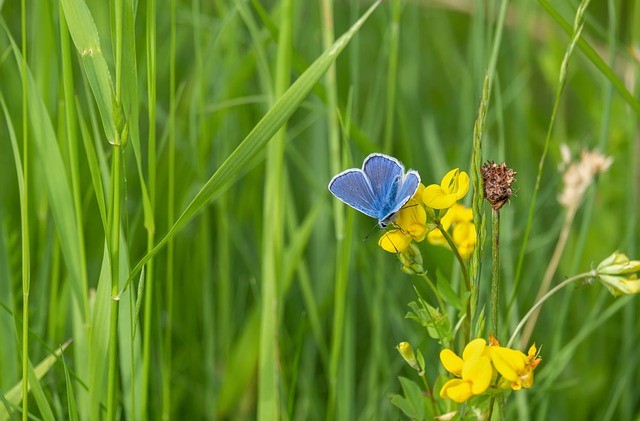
top-left (481, 161), bottom-right (516, 211)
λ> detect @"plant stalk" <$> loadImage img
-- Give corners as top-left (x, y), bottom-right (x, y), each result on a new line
top-left (507, 271), bottom-right (596, 348)
top-left (141, 0), bottom-right (157, 416)
top-left (20, 0), bottom-right (29, 418)
top-left (437, 222), bottom-right (471, 342)
top-left (491, 209), bottom-right (500, 338)
top-left (107, 144), bottom-right (122, 421)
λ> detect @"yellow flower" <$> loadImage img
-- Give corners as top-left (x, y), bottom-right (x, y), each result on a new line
top-left (427, 203), bottom-right (469, 245)
top-left (426, 204), bottom-right (476, 259)
top-left (439, 339), bottom-right (493, 403)
top-left (488, 343), bottom-right (541, 391)
top-left (378, 197), bottom-right (428, 253)
top-left (452, 221), bottom-right (476, 260)
top-left (423, 168), bottom-right (470, 209)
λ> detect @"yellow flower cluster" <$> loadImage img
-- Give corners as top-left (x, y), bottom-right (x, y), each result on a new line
top-left (426, 203), bottom-right (476, 259)
top-left (378, 168), bottom-right (475, 259)
top-left (439, 338), bottom-right (541, 403)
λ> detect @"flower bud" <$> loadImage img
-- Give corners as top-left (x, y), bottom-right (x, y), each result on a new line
top-left (396, 341), bottom-right (420, 371)
top-left (596, 252), bottom-right (640, 296)
top-left (597, 251), bottom-right (640, 275)
top-left (399, 244), bottom-right (424, 275)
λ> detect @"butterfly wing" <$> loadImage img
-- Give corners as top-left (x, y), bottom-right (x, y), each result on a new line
top-left (328, 169), bottom-right (380, 219)
top-left (396, 170), bottom-right (421, 206)
top-left (362, 153), bottom-right (405, 201)
top-left (379, 170), bottom-right (421, 226)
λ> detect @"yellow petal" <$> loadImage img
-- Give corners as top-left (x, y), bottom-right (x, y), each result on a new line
top-left (422, 184), bottom-right (456, 209)
top-left (407, 224), bottom-right (427, 242)
top-left (456, 205), bottom-right (473, 222)
top-left (454, 171), bottom-right (470, 199)
top-left (490, 347), bottom-right (526, 382)
top-left (461, 355), bottom-right (492, 394)
top-left (462, 338), bottom-right (486, 360)
top-left (378, 230), bottom-right (412, 253)
top-left (440, 348), bottom-right (463, 376)
top-left (396, 200), bottom-right (427, 232)
top-left (413, 183), bottom-right (426, 205)
top-left (521, 370), bottom-right (535, 389)
top-left (453, 222), bottom-right (476, 259)
top-left (422, 185), bottom-right (457, 209)
top-left (441, 168), bottom-right (460, 193)
top-left (427, 229), bottom-right (447, 246)
top-left (440, 379), bottom-right (474, 403)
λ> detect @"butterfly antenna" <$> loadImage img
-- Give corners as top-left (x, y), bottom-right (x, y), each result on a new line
top-left (363, 222), bottom-right (379, 242)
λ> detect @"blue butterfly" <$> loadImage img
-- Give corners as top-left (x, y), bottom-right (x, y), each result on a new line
top-left (328, 153), bottom-right (421, 228)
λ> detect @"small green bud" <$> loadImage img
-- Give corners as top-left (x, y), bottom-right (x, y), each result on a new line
top-left (399, 244), bottom-right (424, 275)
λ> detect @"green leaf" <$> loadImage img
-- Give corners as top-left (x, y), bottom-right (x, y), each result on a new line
top-left (394, 377), bottom-right (425, 419)
top-left (390, 394), bottom-right (417, 419)
top-left (0, 340), bottom-right (71, 421)
top-left (406, 301), bottom-right (452, 344)
top-left (61, 352), bottom-right (79, 421)
top-left (416, 349), bottom-right (426, 374)
top-left (59, 0), bottom-right (118, 142)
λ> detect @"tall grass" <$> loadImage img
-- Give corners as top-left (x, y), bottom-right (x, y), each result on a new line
top-left (0, 0), bottom-right (639, 419)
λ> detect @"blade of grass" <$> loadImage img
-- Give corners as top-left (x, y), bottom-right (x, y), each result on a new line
top-left (258, 0), bottom-right (294, 417)
top-left (383, 0), bottom-right (401, 154)
top-left (0, 340), bottom-right (71, 421)
top-left (19, 1), bottom-right (29, 418)
top-left (320, 0), bottom-right (343, 238)
top-left (58, 0), bottom-right (119, 143)
top-left (124, 0), bottom-right (383, 291)
top-left (90, 246), bottom-right (114, 421)
top-left (538, 0), bottom-right (640, 116)
top-left (106, 0), bottom-right (126, 416)
top-left (1, 21), bottom-right (92, 420)
top-left (161, 0), bottom-right (177, 418)
top-left (61, 350), bottom-right (79, 421)
top-left (140, 0), bottom-right (157, 416)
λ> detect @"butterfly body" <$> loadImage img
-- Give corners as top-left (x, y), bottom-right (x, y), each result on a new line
top-left (328, 153), bottom-right (420, 228)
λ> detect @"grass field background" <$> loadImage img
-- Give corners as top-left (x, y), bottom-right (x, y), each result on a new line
top-left (0, 0), bottom-right (639, 419)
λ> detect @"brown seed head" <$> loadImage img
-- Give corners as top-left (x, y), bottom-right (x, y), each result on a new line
top-left (481, 161), bottom-right (516, 211)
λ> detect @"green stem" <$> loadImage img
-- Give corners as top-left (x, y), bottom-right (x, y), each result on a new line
top-left (417, 273), bottom-right (446, 315)
top-left (437, 223), bottom-right (470, 292)
top-left (162, 0), bottom-right (176, 418)
top-left (383, 0), bottom-right (400, 153)
top-left (437, 222), bottom-right (471, 342)
top-left (418, 369), bottom-right (437, 410)
top-left (490, 209), bottom-right (500, 338)
top-left (20, 0), bottom-right (29, 419)
top-left (415, 274), bottom-right (452, 350)
top-left (107, 144), bottom-right (122, 421)
top-left (107, 0), bottom-right (124, 416)
top-left (141, 0), bottom-right (157, 416)
top-left (506, 271), bottom-right (596, 348)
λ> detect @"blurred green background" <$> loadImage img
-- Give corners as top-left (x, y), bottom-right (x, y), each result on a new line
top-left (0, 0), bottom-right (639, 419)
